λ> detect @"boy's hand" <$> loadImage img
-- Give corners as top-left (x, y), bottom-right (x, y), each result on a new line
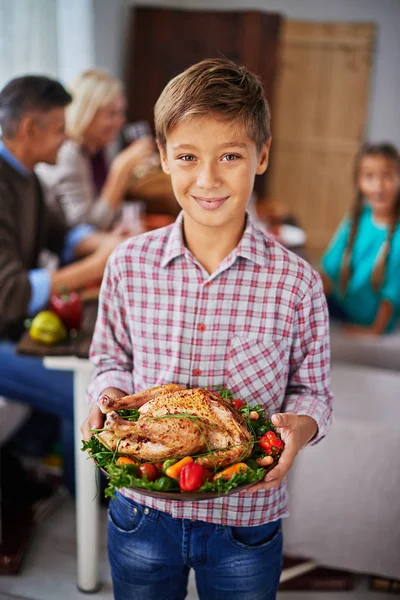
top-left (246, 413), bottom-right (317, 493)
top-left (81, 387), bottom-right (126, 442)
top-left (80, 403), bottom-right (104, 442)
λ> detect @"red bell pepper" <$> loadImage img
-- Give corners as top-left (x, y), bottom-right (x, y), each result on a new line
top-left (258, 430), bottom-right (284, 456)
top-left (49, 290), bottom-right (83, 331)
top-left (178, 463), bottom-right (207, 492)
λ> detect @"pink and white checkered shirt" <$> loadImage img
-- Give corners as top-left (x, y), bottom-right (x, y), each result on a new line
top-left (87, 212), bottom-right (333, 526)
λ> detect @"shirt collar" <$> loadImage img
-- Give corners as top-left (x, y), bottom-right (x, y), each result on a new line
top-left (235, 213), bottom-right (270, 268)
top-left (0, 140), bottom-right (31, 177)
top-left (161, 211), bottom-right (269, 269)
top-left (161, 212), bottom-right (186, 268)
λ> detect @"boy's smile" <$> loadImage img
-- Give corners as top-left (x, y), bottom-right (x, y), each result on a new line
top-left (159, 116), bottom-right (270, 234)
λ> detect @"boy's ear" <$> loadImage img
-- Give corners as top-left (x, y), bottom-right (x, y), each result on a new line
top-left (156, 141), bottom-right (170, 175)
top-left (256, 138), bottom-right (272, 175)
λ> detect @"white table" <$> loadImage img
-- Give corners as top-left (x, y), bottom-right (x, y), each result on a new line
top-left (43, 356), bottom-right (100, 593)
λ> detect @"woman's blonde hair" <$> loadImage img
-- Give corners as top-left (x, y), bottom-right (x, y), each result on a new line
top-left (66, 69), bottom-right (123, 141)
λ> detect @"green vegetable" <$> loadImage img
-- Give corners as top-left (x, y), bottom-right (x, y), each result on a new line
top-left (162, 458), bottom-right (178, 474)
top-left (215, 386), bottom-right (234, 400)
top-left (199, 466), bottom-right (265, 493)
top-left (116, 409), bottom-right (140, 421)
top-left (105, 467), bottom-right (179, 498)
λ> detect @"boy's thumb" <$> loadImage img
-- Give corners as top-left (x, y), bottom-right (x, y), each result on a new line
top-left (272, 413), bottom-right (285, 426)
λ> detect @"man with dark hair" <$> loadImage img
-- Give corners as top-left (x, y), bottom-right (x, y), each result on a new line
top-left (0, 75), bottom-right (123, 493)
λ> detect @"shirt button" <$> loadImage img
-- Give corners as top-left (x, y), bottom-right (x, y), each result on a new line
top-left (205, 282), bottom-right (212, 288)
top-left (198, 324), bottom-right (206, 332)
top-left (144, 507), bottom-right (150, 515)
top-left (193, 368), bottom-right (202, 377)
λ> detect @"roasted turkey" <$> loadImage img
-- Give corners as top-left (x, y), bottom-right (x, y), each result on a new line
top-left (97, 385), bottom-right (253, 469)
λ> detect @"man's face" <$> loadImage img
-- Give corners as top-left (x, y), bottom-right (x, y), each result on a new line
top-left (30, 108), bottom-right (67, 164)
top-left (158, 116), bottom-right (270, 233)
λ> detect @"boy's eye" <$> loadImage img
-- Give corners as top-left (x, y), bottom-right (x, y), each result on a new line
top-left (222, 154), bottom-right (240, 161)
top-left (178, 154), bottom-right (196, 162)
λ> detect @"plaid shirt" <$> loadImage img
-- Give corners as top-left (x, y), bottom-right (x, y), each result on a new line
top-left (87, 212), bottom-right (333, 526)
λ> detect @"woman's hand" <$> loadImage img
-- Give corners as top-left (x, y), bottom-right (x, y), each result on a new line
top-left (343, 324), bottom-right (377, 336)
top-left (246, 413), bottom-right (318, 493)
top-left (111, 137), bottom-right (155, 175)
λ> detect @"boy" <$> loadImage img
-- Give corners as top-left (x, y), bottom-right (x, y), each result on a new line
top-left (82, 58), bottom-right (333, 600)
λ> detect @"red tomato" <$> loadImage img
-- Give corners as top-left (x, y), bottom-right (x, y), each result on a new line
top-left (153, 462), bottom-right (164, 476)
top-left (232, 399), bottom-right (246, 410)
top-left (139, 463), bottom-right (159, 481)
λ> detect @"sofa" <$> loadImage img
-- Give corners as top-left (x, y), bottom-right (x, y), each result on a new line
top-left (282, 325), bottom-right (400, 579)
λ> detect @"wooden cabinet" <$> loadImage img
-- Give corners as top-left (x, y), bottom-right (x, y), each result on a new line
top-left (125, 6), bottom-right (282, 195)
top-left (268, 21), bottom-right (375, 259)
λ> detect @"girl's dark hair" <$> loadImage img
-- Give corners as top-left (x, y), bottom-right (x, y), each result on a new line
top-left (339, 143), bottom-right (400, 294)
top-left (0, 75), bottom-right (72, 138)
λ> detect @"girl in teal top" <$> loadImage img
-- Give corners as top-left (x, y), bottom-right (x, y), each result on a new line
top-left (321, 143), bottom-right (400, 334)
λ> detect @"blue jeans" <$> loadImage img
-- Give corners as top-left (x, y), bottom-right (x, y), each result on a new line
top-left (108, 493), bottom-right (283, 600)
top-left (0, 341), bottom-right (74, 493)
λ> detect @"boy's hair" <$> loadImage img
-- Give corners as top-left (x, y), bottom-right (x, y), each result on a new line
top-left (66, 69), bottom-right (123, 142)
top-left (339, 143), bottom-right (400, 294)
top-left (154, 58), bottom-right (271, 152)
top-left (0, 75), bottom-right (72, 138)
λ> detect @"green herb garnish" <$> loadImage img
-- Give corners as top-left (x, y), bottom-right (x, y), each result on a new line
top-left (116, 408), bottom-right (140, 421)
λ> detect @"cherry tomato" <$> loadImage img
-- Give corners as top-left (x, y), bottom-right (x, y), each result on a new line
top-left (232, 399), bottom-right (246, 410)
top-left (139, 463), bottom-right (159, 481)
top-left (153, 462), bottom-right (164, 476)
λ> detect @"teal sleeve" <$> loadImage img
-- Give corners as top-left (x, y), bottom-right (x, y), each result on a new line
top-left (380, 249), bottom-right (400, 310)
top-left (320, 218), bottom-right (350, 283)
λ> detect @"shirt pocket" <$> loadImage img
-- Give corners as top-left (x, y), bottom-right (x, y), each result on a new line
top-left (226, 335), bottom-right (289, 409)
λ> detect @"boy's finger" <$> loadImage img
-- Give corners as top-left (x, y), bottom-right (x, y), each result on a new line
top-left (271, 412), bottom-right (297, 428)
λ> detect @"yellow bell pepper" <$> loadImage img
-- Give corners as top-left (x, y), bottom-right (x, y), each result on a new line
top-left (29, 311), bottom-right (68, 345)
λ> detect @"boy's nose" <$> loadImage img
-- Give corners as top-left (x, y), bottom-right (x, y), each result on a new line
top-left (196, 163), bottom-right (221, 189)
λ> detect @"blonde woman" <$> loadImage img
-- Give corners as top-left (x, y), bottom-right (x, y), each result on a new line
top-left (37, 69), bottom-right (154, 230)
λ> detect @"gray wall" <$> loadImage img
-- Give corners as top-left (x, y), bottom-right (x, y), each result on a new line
top-left (94, 0), bottom-right (400, 148)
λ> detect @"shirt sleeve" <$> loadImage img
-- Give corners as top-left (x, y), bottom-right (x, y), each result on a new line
top-left (320, 217), bottom-right (350, 283)
top-left (282, 271), bottom-right (333, 445)
top-left (380, 248), bottom-right (400, 310)
top-left (61, 223), bottom-right (96, 264)
top-left (86, 250), bottom-right (134, 404)
top-left (28, 268), bottom-right (51, 315)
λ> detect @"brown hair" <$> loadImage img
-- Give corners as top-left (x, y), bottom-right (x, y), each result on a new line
top-left (339, 143), bottom-right (400, 294)
top-left (154, 58), bottom-right (271, 152)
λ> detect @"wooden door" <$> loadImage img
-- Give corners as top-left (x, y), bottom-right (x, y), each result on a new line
top-left (267, 21), bottom-right (375, 260)
top-left (125, 7), bottom-right (282, 194)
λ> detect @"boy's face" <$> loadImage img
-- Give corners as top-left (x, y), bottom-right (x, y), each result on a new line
top-left (158, 116), bottom-right (270, 232)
